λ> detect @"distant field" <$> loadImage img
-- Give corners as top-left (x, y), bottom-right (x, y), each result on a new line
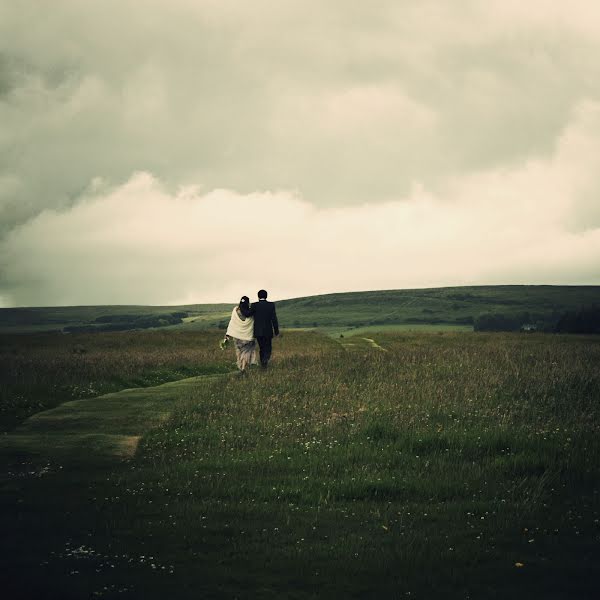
top-left (0, 303), bottom-right (231, 334)
top-left (167, 311), bottom-right (231, 330)
top-left (276, 285), bottom-right (600, 330)
top-left (1, 285), bottom-right (599, 334)
top-left (324, 323), bottom-right (474, 337)
top-left (1, 329), bottom-right (599, 598)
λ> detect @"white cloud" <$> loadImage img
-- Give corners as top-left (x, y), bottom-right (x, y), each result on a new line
top-left (2, 2), bottom-right (600, 304)
top-left (488, 1), bottom-right (600, 35)
top-left (2, 100), bottom-right (599, 306)
top-left (2, 0), bottom-right (600, 225)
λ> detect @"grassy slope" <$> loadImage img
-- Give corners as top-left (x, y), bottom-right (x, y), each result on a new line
top-left (0, 303), bottom-right (231, 333)
top-left (276, 285), bottom-right (600, 328)
top-left (1, 330), bottom-right (599, 599)
top-left (2, 285), bottom-right (599, 334)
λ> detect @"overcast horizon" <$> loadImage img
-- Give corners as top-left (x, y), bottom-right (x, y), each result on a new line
top-left (3, 282), bottom-right (600, 310)
top-left (2, 1), bottom-right (600, 307)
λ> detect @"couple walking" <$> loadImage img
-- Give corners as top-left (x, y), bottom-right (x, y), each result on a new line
top-left (225, 289), bottom-right (279, 375)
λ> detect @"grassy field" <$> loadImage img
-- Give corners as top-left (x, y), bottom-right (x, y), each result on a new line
top-left (1, 329), bottom-right (599, 598)
top-left (324, 323), bottom-right (474, 337)
top-left (276, 285), bottom-right (600, 330)
top-left (0, 330), bottom-right (232, 432)
top-left (0, 304), bottom-right (231, 334)
top-left (2, 285), bottom-right (599, 334)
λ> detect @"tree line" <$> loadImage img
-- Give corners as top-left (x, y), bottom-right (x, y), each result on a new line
top-left (474, 306), bottom-right (600, 333)
top-left (63, 312), bottom-right (187, 333)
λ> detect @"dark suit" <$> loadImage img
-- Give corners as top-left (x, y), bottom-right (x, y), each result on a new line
top-left (245, 299), bottom-right (279, 367)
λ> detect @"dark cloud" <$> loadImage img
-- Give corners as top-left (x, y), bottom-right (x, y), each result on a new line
top-left (1, 1), bottom-right (600, 304)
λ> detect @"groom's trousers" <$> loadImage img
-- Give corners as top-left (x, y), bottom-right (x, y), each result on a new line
top-left (256, 336), bottom-right (273, 367)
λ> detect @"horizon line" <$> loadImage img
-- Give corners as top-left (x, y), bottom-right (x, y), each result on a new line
top-left (2, 282), bottom-right (600, 310)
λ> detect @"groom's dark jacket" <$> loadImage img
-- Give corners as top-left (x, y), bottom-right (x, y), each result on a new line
top-left (245, 299), bottom-right (279, 338)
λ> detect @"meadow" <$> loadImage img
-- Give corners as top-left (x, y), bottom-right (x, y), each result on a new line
top-left (0, 330), bottom-right (232, 431)
top-left (1, 329), bottom-right (599, 598)
top-left (2, 285), bottom-right (600, 335)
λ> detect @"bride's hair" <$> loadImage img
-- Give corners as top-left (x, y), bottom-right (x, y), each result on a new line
top-left (239, 296), bottom-right (250, 317)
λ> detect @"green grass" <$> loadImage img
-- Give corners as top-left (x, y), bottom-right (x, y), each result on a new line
top-left (0, 330), bottom-right (233, 432)
top-left (0, 374), bottom-right (226, 466)
top-left (1, 330), bottom-right (599, 598)
top-left (2, 285), bottom-right (600, 334)
top-left (0, 303), bottom-right (231, 333)
top-left (324, 323), bottom-right (474, 337)
top-left (277, 285), bottom-right (600, 329)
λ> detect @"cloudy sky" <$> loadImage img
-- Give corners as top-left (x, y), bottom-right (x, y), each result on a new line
top-left (1, 1), bottom-right (600, 306)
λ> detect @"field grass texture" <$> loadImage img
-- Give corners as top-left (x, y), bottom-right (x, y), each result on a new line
top-left (2, 285), bottom-right (600, 334)
top-left (1, 330), bottom-right (599, 598)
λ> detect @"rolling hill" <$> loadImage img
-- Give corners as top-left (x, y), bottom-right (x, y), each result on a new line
top-left (276, 285), bottom-right (600, 331)
top-left (1, 285), bottom-right (599, 334)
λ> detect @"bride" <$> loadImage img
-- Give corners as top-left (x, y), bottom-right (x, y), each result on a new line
top-left (224, 296), bottom-right (257, 375)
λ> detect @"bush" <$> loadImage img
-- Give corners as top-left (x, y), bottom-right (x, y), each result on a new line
top-left (474, 313), bottom-right (524, 332)
top-left (170, 311), bottom-right (188, 319)
top-left (66, 313), bottom-right (183, 333)
top-left (555, 306), bottom-right (600, 334)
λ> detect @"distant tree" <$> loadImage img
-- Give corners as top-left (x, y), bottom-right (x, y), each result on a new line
top-left (454, 316), bottom-right (474, 325)
top-left (474, 313), bottom-right (523, 332)
top-left (555, 306), bottom-right (600, 334)
top-left (94, 314), bottom-right (139, 323)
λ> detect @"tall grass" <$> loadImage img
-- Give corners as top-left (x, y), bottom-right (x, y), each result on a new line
top-left (0, 330), bottom-right (232, 431)
top-left (2, 331), bottom-right (599, 598)
top-left (123, 333), bottom-right (600, 596)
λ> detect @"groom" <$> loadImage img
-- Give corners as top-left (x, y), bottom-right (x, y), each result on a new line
top-left (245, 289), bottom-right (279, 369)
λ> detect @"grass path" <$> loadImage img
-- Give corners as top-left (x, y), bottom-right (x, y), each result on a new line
top-left (0, 328), bottom-right (374, 467)
top-left (360, 337), bottom-right (388, 352)
top-left (336, 335), bottom-right (380, 351)
top-left (0, 330), bottom-right (377, 466)
top-left (2, 331), bottom-right (599, 599)
top-left (0, 329), bottom-right (357, 467)
top-left (335, 335), bottom-right (388, 353)
top-left (0, 373), bottom-right (227, 466)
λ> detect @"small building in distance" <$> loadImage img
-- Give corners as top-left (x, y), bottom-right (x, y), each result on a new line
top-left (520, 323), bottom-right (537, 333)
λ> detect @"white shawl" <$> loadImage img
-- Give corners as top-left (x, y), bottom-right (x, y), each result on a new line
top-left (226, 307), bottom-right (255, 341)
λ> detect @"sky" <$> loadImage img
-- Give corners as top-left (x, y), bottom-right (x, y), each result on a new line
top-left (1, 0), bottom-right (600, 306)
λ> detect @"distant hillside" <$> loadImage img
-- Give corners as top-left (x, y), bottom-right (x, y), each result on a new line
top-left (1, 285), bottom-right (599, 334)
top-left (0, 303), bottom-right (230, 334)
top-left (275, 285), bottom-right (600, 331)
